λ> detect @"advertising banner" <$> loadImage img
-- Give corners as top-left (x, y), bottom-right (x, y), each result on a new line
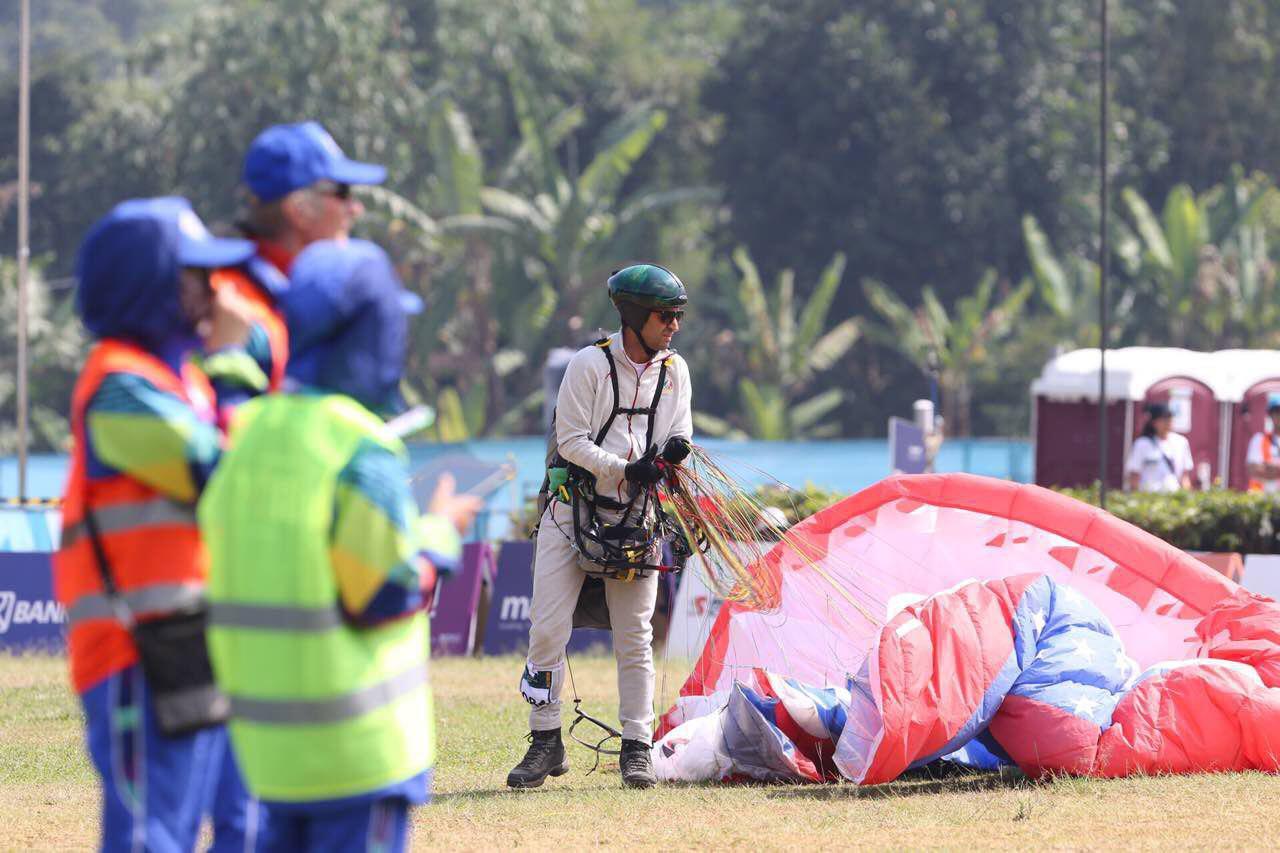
top-left (0, 552), bottom-right (66, 651)
top-left (889, 416), bottom-right (927, 475)
top-left (431, 542), bottom-right (492, 656)
top-left (481, 540), bottom-right (611, 655)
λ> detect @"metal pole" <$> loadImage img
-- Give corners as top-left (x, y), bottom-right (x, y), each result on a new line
top-left (1097, 0), bottom-right (1110, 509)
top-left (16, 0), bottom-right (31, 500)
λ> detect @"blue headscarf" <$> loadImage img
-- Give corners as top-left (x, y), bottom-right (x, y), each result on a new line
top-left (282, 239), bottom-right (423, 413)
top-left (76, 197), bottom-right (254, 360)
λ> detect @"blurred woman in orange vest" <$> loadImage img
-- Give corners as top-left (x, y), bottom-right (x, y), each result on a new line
top-left (1247, 394), bottom-right (1280, 493)
top-left (54, 197), bottom-right (269, 851)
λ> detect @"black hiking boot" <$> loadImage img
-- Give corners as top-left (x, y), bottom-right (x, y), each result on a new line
top-left (507, 729), bottom-right (570, 789)
top-left (619, 738), bottom-right (656, 789)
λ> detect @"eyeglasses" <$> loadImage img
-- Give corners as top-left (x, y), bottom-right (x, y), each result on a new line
top-left (655, 309), bottom-right (684, 325)
top-left (312, 181), bottom-right (352, 201)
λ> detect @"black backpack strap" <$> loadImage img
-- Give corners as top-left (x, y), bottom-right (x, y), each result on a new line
top-left (83, 506), bottom-right (118, 595)
top-left (643, 357), bottom-right (671, 450)
top-left (592, 338), bottom-right (621, 447)
top-left (81, 494), bottom-right (132, 626)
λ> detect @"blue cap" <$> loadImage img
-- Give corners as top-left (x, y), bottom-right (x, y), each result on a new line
top-left (282, 239), bottom-right (422, 412)
top-left (76, 197), bottom-right (254, 346)
top-left (1267, 392), bottom-right (1280, 413)
top-left (243, 121), bottom-right (386, 202)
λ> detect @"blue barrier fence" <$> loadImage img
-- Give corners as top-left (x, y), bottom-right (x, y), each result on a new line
top-left (0, 437), bottom-right (1030, 652)
top-left (2, 437), bottom-right (1032, 550)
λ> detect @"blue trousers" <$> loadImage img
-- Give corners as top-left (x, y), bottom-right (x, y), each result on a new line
top-left (262, 799), bottom-right (411, 853)
top-left (82, 665), bottom-right (265, 852)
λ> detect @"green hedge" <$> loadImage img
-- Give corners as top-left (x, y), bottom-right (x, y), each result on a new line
top-left (726, 482), bottom-right (851, 526)
top-left (726, 483), bottom-right (1280, 555)
top-left (510, 480), bottom-right (1280, 555)
top-left (1057, 487), bottom-right (1280, 554)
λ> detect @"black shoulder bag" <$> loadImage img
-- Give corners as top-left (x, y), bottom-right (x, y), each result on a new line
top-left (82, 504), bottom-right (229, 736)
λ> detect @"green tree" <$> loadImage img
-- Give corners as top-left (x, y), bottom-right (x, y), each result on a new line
top-left (465, 96), bottom-right (713, 340)
top-left (863, 273), bottom-right (1031, 437)
top-left (1119, 1), bottom-right (1280, 201)
top-left (363, 77), bottom-right (714, 437)
top-left (1021, 214), bottom-right (1135, 350)
top-left (0, 258), bottom-right (85, 452)
top-left (1117, 172), bottom-right (1274, 349)
top-left (696, 248), bottom-right (858, 440)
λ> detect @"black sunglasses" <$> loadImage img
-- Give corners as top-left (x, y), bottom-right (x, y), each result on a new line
top-left (655, 309), bottom-right (685, 324)
top-left (313, 181), bottom-right (353, 200)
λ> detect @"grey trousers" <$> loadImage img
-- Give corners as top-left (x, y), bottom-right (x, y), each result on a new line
top-left (525, 500), bottom-right (659, 743)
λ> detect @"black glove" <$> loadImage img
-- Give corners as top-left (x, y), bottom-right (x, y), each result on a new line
top-left (662, 436), bottom-right (692, 466)
top-left (624, 445), bottom-right (664, 486)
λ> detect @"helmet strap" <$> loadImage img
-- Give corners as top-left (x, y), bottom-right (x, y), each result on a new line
top-left (617, 304), bottom-right (658, 359)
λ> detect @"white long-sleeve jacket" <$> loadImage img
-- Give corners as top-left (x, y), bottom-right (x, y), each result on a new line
top-left (554, 331), bottom-right (693, 503)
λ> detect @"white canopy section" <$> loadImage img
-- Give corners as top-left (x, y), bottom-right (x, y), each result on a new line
top-left (1210, 350), bottom-right (1280, 401)
top-left (1032, 348), bottom-right (1222, 402)
top-left (1033, 347), bottom-right (1280, 402)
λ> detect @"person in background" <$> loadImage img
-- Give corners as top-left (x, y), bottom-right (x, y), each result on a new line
top-left (1124, 402), bottom-right (1194, 493)
top-left (53, 197), bottom-right (267, 851)
top-left (210, 120), bottom-right (387, 403)
top-left (200, 239), bottom-right (481, 853)
top-left (1246, 393), bottom-right (1280, 493)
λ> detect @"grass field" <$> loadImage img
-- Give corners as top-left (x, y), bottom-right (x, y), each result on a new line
top-left (4, 652), bottom-right (1280, 850)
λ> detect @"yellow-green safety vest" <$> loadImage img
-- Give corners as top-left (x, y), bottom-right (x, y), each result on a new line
top-left (199, 393), bottom-right (433, 803)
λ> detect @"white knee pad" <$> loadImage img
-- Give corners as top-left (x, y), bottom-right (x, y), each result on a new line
top-left (519, 660), bottom-right (564, 707)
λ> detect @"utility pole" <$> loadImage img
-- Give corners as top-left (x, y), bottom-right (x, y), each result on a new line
top-left (1097, 0), bottom-right (1111, 510)
top-left (16, 0), bottom-right (31, 499)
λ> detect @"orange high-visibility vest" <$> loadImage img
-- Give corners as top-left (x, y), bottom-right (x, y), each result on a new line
top-left (210, 266), bottom-right (289, 391)
top-left (1248, 431), bottom-right (1278, 492)
top-left (53, 340), bottom-right (215, 693)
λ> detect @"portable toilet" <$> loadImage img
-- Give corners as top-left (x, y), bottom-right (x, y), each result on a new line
top-left (1031, 347), bottom-right (1223, 489)
top-left (1215, 350), bottom-right (1280, 490)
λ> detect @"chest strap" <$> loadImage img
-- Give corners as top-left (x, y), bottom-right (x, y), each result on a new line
top-left (591, 338), bottom-right (671, 452)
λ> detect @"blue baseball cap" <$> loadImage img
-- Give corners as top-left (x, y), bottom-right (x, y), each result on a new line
top-left (1267, 392), bottom-right (1280, 413)
top-left (243, 121), bottom-right (386, 202)
top-left (76, 197), bottom-right (254, 345)
top-left (282, 239), bottom-right (422, 412)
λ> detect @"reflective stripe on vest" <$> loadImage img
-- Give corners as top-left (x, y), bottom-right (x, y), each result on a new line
top-left (67, 582), bottom-right (204, 626)
top-left (60, 496), bottom-right (197, 549)
top-left (209, 601), bottom-right (346, 632)
top-left (229, 664), bottom-right (427, 725)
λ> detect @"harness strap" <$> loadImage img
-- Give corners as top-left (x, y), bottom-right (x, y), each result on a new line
top-left (590, 337), bottom-right (672, 451)
top-left (592, 339), bottom-right (621, 446)
top-left (644, 358), bottom-right (670, 451)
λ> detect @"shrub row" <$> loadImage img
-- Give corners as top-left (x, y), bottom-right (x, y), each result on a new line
top-left (1055, 487), bottom-right (1280, 554)
top-left (744, 483), bottom-right (1280, 555)
top-left (510, 480), bottom-right (1280, 555)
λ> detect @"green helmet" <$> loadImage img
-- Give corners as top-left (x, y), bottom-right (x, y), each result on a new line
top-left (607, 264), bottom-right (688, 309)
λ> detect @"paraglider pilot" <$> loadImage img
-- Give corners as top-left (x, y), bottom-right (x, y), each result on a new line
top-left (509, 264), bottom-right (694, 790)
